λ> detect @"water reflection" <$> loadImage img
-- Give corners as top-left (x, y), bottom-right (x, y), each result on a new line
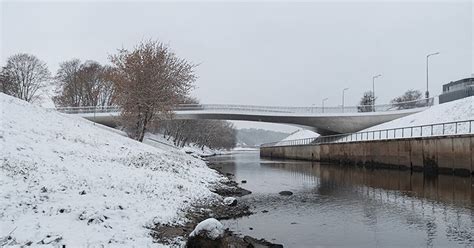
top-left (209, 151), bottom-right (474, 248)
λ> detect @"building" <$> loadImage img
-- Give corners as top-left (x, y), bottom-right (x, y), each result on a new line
top-left (439, 77), bottom-right (474, 103)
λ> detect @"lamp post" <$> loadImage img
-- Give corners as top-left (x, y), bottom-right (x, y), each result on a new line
top-left (322, 98), bottom-right (328, 113)
top-left (372, 74), bottom-right (382, 111)
top-left (342, 88), bottom-right (349, 112)
top-left (426, 52), bottom-right (440, 99)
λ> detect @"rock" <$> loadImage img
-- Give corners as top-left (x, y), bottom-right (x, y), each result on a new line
top-left (279, 191), bottom-right (293, 196)
top-left (243, 236), bottom-right (284, 248)
top-left (39, 235), bottom-right (62, 244)
top-left (187, 218), bottom-right (224, 248)
top-left (223, 197), bottom-right (237, 206)
top-left (241, 180), bottom-right (247, 184)
top-left (79, 190), bottom-right (86, 195)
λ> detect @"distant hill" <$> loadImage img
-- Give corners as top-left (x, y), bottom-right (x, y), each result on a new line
top-left (236, 128), bottom-right (289, 147)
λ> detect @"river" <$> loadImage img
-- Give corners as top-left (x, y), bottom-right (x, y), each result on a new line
top-left (208, 151), bottom-right (473, 248)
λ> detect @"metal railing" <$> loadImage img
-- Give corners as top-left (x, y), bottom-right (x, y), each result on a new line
top-left (261, 119), bottom-right (474, 147)
top-left (55, 97), bottom-right (434, 115)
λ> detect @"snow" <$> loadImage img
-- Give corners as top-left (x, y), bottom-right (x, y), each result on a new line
top-left (276, 129), bottom-right (320, 145)
top-left (189, 218), bottom-right (224, 240)
top-left (357, 96), bottom-right (474, 138)
top-left (364, 96), bottom-right (473, 131)
top-left (144, 133), bottom-right (228, 157)
top-left (0, 93), bottom-right (223, 247)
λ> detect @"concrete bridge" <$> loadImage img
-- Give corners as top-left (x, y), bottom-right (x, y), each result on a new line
top-left (56, 98), bottom-right (433, 135)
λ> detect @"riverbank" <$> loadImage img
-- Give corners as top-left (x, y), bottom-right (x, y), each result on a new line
top-left (0, 94), bottom-right (221, 247)
top-left (153, 165), bottom-right (284, 247)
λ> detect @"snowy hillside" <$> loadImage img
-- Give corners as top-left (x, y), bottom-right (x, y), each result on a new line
top-left (144, 133), bottom-right (225, 157)
top-left (361, 96), bottom-right (473, 135)
top-left (281, 129), bottom-right (320, 141)
top-left (0, 93), bottom-right (221, 247)
top-left (275, 129), bottom-right (320, 145)
top-left (364, 96), bottom-right (473, 131)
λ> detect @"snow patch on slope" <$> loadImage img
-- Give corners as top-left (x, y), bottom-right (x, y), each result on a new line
top-left (0, 93), bottom-right (221, 247)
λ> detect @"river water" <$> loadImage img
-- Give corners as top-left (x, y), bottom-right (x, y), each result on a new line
top-left (208, 151), bottom-right (474, 248)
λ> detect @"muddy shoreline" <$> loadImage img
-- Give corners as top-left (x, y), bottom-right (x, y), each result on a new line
top-left (153, 160), bottom-right (283, 247)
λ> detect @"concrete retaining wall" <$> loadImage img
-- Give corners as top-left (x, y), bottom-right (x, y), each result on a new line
top-left (260, 135), bottom-right (474, 175)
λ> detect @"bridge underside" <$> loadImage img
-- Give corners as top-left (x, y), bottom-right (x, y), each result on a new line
top-left (80, 108), bottom-right (423, 135)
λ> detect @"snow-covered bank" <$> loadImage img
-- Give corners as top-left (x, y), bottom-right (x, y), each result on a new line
top-left (144, 133), bottom-right (229, 157)
top-left (359, 96), bottom-right (473, 137)
top-left (0, 93), bottom-right (222, 247)
top-left (364, 96), bottom-right (473, 131)
top-left (276, 129), bottom-right (320, 145)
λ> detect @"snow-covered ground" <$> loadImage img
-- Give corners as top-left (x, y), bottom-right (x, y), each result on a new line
top-left (353, 96), bottom-right (473, 139)
top-left (363, 96), bottom-right (473, 131)
top-left (0, 93), bottom-right (223, 247)
top-left (275, 129), bottom-right (320, 145)
top-left (144, 133), bottom-right (228, 157)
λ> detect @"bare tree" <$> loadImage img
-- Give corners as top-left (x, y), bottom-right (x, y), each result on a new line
top-left (53, 60), bottom-right (116, 107)
top-left (357, 91), bottom-right (376, 112)
top-left (0, 53), bottom-right (50, 102)
top-left (110, 40), bottom-right (196, 142)
top-left (391, 89), bottom-right (423, 109)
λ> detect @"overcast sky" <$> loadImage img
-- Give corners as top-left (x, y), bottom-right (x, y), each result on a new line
top-left (1, 1), bottom-right (472, 132)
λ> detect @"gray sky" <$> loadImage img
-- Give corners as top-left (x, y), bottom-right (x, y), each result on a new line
top-left (1, 1), bottom-right (472, 132)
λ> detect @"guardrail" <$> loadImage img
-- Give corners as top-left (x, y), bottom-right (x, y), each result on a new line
top-left (55, 97), bottom-right (434, 115)
top-left (261, 119), bottom-right (474, 147)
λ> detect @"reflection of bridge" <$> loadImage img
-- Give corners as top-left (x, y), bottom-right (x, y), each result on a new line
top-left (56, 98), bottom-right (433, 135)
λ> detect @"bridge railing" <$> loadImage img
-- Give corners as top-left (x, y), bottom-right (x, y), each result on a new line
top-left (55, 97), bottom-right (434, 115)
top-left (261, 119), bottom-right (474, 147)
top-left (55, 106), bottom-right (121, 114)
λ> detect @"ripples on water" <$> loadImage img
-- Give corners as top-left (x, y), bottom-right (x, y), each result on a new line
top-left (209, 151), bottom-right (474, 248)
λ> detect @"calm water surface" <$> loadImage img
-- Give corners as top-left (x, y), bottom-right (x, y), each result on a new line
top-left (208, 151), bottom-right (474, 248)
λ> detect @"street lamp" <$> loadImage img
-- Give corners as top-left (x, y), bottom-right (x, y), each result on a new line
top-left (342, 88), bottom-right (349, 112)
top-left (426, 52), bottom-right (440, 98)
top-left (322, 98), bottom-right (328, 113)
top-left (372, 74), bottom-right (382, 111)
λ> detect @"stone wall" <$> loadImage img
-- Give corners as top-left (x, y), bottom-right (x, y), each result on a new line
top-left (260, 135), bottom-right (473, 175)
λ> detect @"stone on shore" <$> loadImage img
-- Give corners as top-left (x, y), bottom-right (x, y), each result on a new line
top-left (187, 218), bottom-right (224, 248)
top-left (223, 197), bottom-right (238, 206)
